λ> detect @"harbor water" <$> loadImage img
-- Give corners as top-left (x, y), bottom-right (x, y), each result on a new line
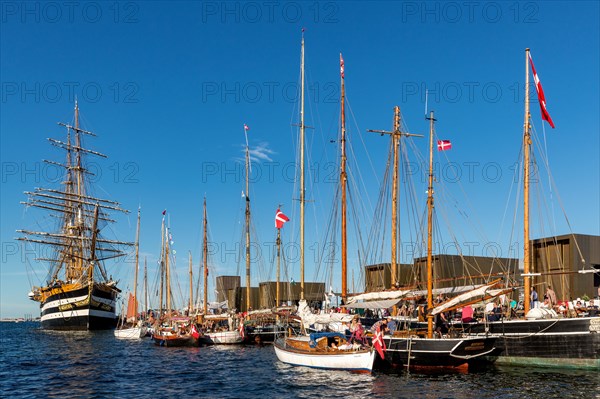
top-left (0, 322), bottom-right (598, 398)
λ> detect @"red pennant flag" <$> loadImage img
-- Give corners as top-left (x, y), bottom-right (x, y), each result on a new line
top-left (372, 325), bottom-right (386, 359)
top-left (340, 54), bottom-right (344, 79)
top-left (275, 209), bottom-right (290, 229)
top-left (528, 53), bottom-right (555, 128)
top-left (244, 124), bottom-right (250, 131)
top-left (437, 140), bottom-right (452, 151)
top-left (162, 209), bottom-right (166, 215)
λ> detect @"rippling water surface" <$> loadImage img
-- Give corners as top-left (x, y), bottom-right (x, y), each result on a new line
top-left (1, 322), bottom-right (598, 398)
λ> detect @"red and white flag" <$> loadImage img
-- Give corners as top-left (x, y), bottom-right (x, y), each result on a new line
top-left (528, 53), bottom-right (555, 128)
top-left (191, 324), bottom-right (200, 340)
top-left (340, 53), bottom-right (344, 79)
top-left (437, 140), bottom-right (452, 151)
top-left (244, 124), bottom-right (250, 131)
top-left (275, 209), bottom-right (290, 229)
top-left (372, 325), bottom-right (386, 359)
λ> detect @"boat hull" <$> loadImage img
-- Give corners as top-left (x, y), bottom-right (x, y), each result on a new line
top-left (38, 283), bottom-right (118, 331)
top-left (273, 337), bottom-right (376, 373)
top-left (380, 335), bottom-right (497, 369)
top-left (459, 316), bottom-right (600, 369)
top-left (200, 330), bottom-right (243, 345)
top-left (245, 323), bottom-right (286, 344)
top-left (152, 333), bottom-right (197, 347)
top-left (114, 325), bottom-right (147, 339)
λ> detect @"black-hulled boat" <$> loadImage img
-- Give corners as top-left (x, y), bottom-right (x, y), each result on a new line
top-left (19, 103), bottom-right (132, 331)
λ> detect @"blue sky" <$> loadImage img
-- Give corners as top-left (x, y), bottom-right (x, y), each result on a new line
top-left (1, 1), bottom-right (599, 318)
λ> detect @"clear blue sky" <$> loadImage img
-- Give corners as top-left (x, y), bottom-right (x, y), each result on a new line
top-left (1, 1), bottom-right (599, 318)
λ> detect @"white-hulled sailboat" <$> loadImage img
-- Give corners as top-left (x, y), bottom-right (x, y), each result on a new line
top-left (114, 207), bottom-right (147, 339)
top-left (273, 37), bottom-right (376, 373)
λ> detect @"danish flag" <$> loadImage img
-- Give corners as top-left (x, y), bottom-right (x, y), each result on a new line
top-left (275, 209), bottom-right (290, 229)
top-left (437, 140), bottom-right (452, 151)
top-left (372, 325), bottom-right (386, 359)
top-left (529, 53), bottom-right (555, 128)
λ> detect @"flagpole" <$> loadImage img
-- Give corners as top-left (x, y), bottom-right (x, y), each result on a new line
top-left (523, 48), bottom-right (532, 315)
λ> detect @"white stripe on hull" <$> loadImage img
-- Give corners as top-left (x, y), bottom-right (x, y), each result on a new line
top-left (41, 308), bottom-right (116, 322)
top-left (42, 295), bottom-right (115, 313)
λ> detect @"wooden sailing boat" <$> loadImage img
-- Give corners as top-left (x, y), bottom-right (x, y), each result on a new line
top-left (199, 198), bottom-right (244, 345)
top-left (243, 209), bottom-right (291, 344)
top-left (362, 110), bottom-right (498, 369)
top-left (152, 213), bottom-right (198, 347)
top-left (454, 49), bottom-right (600, 370)
top-left (273, 39), bottom-right (376, 373)
top-left (114, 207), bottom-right (147, 339)
top-left (19, 102), bottom-right (133, 331)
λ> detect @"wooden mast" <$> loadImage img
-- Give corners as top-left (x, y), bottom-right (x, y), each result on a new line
top-left (133, 207), bottom-right (140, 324)
top-left (245, 131), bottom-right (252, 312)
top-left (159, 216), bottom-right (165, 315)
top-left (523, 48), bottom-right (532, 315)
top-left (391, 107), bottom-right (400, 290)
top-left (299, 31), bottom-right (306, 301)
top-left (144, 257), bottom-right (148, 318)
top-left (426, 111), bottom-right (436, 339)
top-left (368, 107), bottom-right (421, 299)
top-left (203, 197), bottom-right (208, 315)
top-left (188, 251), bottom-right (193, 315)
top-left (165, 223), bottom-right (171, 316)
top-left (276, 224), bottom-right (281, 311)
top-left (339, 53), bottom-right (348, 307)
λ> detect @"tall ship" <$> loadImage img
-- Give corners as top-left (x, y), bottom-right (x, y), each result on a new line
top-left (17, 102), bottom-right (133, 330)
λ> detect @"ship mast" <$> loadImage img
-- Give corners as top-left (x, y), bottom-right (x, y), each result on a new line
top-left (245, 129), bottom-right (252, 312)
top-left (426, 111), bottom-right (435, 339)
top-left (165, 224), bottom-right (171, 316)
top-left (203, 197), bottom-right (208, 315)
top-left (144, 257), bottom-right (148, 318)
top-left (339, 53), bottom-right (348, 307)
top-left (368, 107), bottom-right (421, 298)
top-left (523, 48), bottom-right (532, 315)
top-left (133, 207), bottom-right (141, 324)
top-left (159, 216), bottom-right (165, 314)
top-left (17, 103), bottom-right (132, 289)
top-left (188, 251), bottom-right (193, 315)
top-left (276, 206), bottom-right (282, 312)
top-left (299, 32), bottom-right (306, 301)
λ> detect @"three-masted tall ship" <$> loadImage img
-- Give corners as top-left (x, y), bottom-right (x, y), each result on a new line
top-left (17, 102), bottom-right (133, 330)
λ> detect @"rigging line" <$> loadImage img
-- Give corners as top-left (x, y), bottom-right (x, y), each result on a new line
top-left (530, 125), bottom-right (585, 264)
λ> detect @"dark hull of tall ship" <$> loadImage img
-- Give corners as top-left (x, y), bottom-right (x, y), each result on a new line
top-left (458, 316), bottom-right (600, 369)
top-left (244, 324), bottom-right (287, 344)
top-left (39, 283), bottom-right (118, 331)
top-left (377, 336), bottom-right (497, 370)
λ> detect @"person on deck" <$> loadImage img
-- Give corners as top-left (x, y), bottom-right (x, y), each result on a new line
top-left (461, 305), bottom-right (475, 323)
top-left (546, 286), bottom-right (557, 309)
top-left (386, 316), bottom-right (397, 334)
top-left (530, 288), bottom-right (539, 309)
